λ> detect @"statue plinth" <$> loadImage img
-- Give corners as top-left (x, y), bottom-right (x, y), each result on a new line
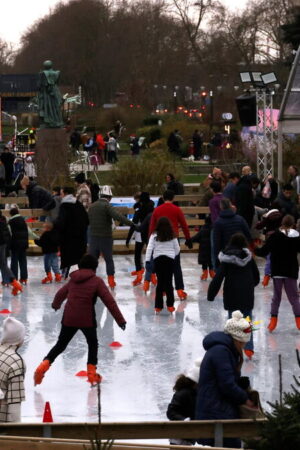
top-left (35, 128), bottom-right (69, 189)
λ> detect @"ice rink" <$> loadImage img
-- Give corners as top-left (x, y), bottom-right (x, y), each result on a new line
top-left (1, 254), bottom-right (299, 423)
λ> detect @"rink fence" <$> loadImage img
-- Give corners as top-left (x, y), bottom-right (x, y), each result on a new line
top-left (0, 195), bottom-right (207, 255)
top-left (0, 419), bottom-right (263, 448)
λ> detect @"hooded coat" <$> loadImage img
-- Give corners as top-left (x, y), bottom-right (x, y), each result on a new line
top-left (195, 331), bottom-right (248, 422)
top-left (235, 175), bottom-right (255, 227)
top-left (207, 247), bottom-right (260, 310)
top-left (52, 269), bottom-right (126, 328)
top-left (25, 182), bottom-right (55, 211)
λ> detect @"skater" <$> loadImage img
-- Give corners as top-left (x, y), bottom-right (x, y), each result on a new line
top-left (34, 222), bottom-right (62, 283)
top-left (207, 233), bottom-right (260, 359)
top-left (149, 189), bottom-right (193, 300)
top-left (0, 317), bottom-right (26, 422)
top-left (195, 311), bottom-right (256, 448)
top-left (255, 214), bottom-right (300, 332)
top-left (191, 215), bottom-right (214, 280)
top-left (8, 207), bottom-right (29, 285)
top-left (34, 254), bottom-right (126, 386)
top-left (88, 185), bottom-right (134, 288)
top-left (126, 192), bottom-right (154, 286)
top-left (145, 217), bottom-right (180, 313)
top-left (74, 173), bottom-right (92, 211)
top-left (0, 212), bottom-right (22, 295)
top-left (55, 186), bottom-right (89, 279)
top-left (166, 358), bottom-right (201, 445)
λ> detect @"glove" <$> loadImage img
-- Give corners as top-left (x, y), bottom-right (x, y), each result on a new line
top-left (52, 305), bottom-right (58, 311)
top-left (185, 238), bottom-right (193, 249)
top-left (120, 323), bottom-right (126, 331)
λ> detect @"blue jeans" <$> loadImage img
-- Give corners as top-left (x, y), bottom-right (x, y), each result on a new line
top-left (228, 309), bottom-right (253, 352)
top-left (44, 253), bottom-right (60, 274)
top-left (11, 248), bottom-right (28, 280)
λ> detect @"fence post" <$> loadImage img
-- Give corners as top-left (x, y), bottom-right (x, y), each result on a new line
top-left (214, 422), bottom-right (223, 447)
top-left (43, 425), bottom-right (52, 438)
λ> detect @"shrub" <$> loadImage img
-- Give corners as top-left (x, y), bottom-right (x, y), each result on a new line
top-left (143, 116), bottom-right (162, 126)
top-left (110, 149), bottom-right (183, 195)
top-left (136, 126), bottom-right (162, 144)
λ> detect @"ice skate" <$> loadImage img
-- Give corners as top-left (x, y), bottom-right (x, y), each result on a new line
top-left (131, 268), bottom-right (144, 276)
top-left (150, 273), bottom-right (157, 285)
top-left (177, 289), bottom-right (187, 300)
top-left (268, 316), bottom-right (278, 332)
top-left (209, 270), bottom-right (216, 279)
top-left (108, 275), bottom-right (116, 288)
top-left (55, 273), bottom-right (62, 282)
top-left (155, 308), bottom-right (162, 314)
top-left (87, 364), bottom-right (102, 385)
top-left (42, 273), bottom-right (53, 284)
top-left (11, 280), bottom-right (23, 296)
top-left (19, 279), bottom-right (27, 285)
top-left (143, 280), bottom-right (150, 292)
top-left (34, 359), bottom-right (51, 386)
top-left (201, 269), bottom-right (208, 280)
top-left (132, 270), bottom-right (143, 286)
top-left (167, 306), bottom-right (175, 313)
top-left (295, 316), bottom-right (300, 330)
top-left (262, 275), bottom-right (270, 287)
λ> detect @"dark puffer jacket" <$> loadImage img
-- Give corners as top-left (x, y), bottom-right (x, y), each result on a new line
top-left (213, 209), bottom-right (251, 262)
top-left (191, 221), bottom-right (211, 265)
top-left (235, 176), bottom-right (255, 227)
top-left (52, 269), bottom-right (126, 328)
top-left (167, 387), bottom-right (197, 420)
top-left (26, 182), bottom-right (55, 210)
top-left (9, 215), bottom-right (28, 250)
top-left (195, 331), bottom-right (248, 421)
top-left (207, 247), bottom-right (260, 310)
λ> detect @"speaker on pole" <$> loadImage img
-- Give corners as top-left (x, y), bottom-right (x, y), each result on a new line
top-left (235, 94), bottom-right (256, 126)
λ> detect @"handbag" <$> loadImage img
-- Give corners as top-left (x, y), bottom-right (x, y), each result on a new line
top-left (239, 389), bottom-right (265, 419)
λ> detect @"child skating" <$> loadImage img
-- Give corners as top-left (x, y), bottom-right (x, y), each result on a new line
top-left (191, 215), bottom-right (215, 280)
top-left (34, 222), bottom-right (62, 283)
top-left (34, 254), bottom-right (126, 386)
top-left (145, 217), bottom-right (180, 314)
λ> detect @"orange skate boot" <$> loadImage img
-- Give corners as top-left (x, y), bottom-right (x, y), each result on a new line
top-left (11, 280), bottom-right (23, 296)
top-left (268, 316), bottom-right (278, 332)
top-left (87, 364), bottom-right (102, 385)
top-left (34, 359), bottom-right (51, 386)
top-left (108, 275), bottom-right (116, 288)
top-left (42, 272), bottom-right (53, 284)
top-left (201, 270), bottom-right (208, 280)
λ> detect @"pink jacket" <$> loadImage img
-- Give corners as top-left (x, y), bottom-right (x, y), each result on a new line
top-left (52, 269), bottom-right (126, 328)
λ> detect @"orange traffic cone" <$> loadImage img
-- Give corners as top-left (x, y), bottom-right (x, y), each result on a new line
top-left (43, 401), bottom-right (53, 423)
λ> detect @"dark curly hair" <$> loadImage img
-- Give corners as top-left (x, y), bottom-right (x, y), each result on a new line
top-left (173, 374), bottom-right (197, 392)
top-left (155, 217), bottom-right (174, 242)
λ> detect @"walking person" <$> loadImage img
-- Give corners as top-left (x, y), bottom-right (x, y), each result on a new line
top-left (145, 217), bottom-right (180, 313)
top-left (255, 214), bottom-right (300, 332)
top-left (207, 233), bottom-right (260, 359)
top-left (191, 215), bottom-right (214, 280)
top-left (74, 172), bottom-right (92, 212)
top-left (0, 317), bottom-right (26, 422)
top-left (88, 185), bottom-right (134, 288)
top-left (34, 222), bottom-right (62, 284)
top-left (34, 254), bottom-right (126, 386)
top-left (8, 207), bottom-right (29, 285)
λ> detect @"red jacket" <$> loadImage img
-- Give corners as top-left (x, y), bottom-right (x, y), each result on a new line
top-left (96, 134), bottom-right (105, 150)
top-left (149, 202), bottom-right (190, 239)
top-left (52, 269), bottom-right (126, 328)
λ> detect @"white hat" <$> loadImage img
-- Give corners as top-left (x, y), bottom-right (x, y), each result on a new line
top-left (100, 185), bottom-right (113, 196)
top-left (186, 357), bottom-right (201, 383)
top-left (224, 310), bottom-right (251, 343)
top-left (1, 317), bottom-right (26, 346)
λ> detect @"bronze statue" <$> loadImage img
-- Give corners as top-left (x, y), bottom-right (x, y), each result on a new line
top-left (38, 60), bottom-right (64, 128)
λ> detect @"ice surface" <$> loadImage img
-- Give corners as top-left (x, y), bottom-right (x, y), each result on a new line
top-left (1, 254), bottom-right (299, 424)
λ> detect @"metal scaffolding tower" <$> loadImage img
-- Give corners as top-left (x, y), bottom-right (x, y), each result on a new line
top-left (256, 89), bottom-right (274, 179)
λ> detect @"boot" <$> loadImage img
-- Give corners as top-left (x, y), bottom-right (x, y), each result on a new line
top-left (108, 275), bottom-right (116, 288)
top-left (167, 306), bottom-right (175, 313)
top-left (209, 270), bottom-right (216, 279)
top-left (151, 273), bottom-right (157, 285)
top-left (55, 273), bottom-right (62, 282)
top-left (11, 280), bottom-right (23, 296)
top-left (262, 275), bottom-right (270, 287)
top-left (143, 280), bottom-right (150, 292)
top-left (19, 279), bottom-right (27, 285)
top-left (244, 349), bottom-right (254, 360)
top-left (34, 359), bottom-right (51, 386)
top-left (295, 316), bottom-right (300, 330)
top-left (87, 364), bottom-right (102, 385)
top-left (201, 269), bottom-right (208, 280)
top-left (268, 316), bottom-right (278, 332)
top-left (42, 272), bottom-right (53, 284)
top-left (131, 268), bottom-right (145, 276)
top-left (132, 270), bottom-right (143, 286)
top-left (155, 308), bottom-right (162, 314)
top-left (177, 289), bottom-right (187, 300)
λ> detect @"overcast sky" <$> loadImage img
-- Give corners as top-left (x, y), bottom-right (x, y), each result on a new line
top-left (0, 0), bottom-right (247, 47)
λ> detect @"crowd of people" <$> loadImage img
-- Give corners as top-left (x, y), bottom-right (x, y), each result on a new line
top-left (0, 163), bottom-right (299, 448)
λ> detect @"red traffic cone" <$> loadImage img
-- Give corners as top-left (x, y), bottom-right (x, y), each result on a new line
top-left (109, 341), bottom-right (122, 348)
top-left (43, 401), bottom-right (53, 423)
top-left (0, 309), bottom-right (12, 314)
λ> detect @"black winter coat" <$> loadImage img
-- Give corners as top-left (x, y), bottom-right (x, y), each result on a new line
top-left (191, 223), bottom-right (211, 265)
top-left (207, 247), bottom-right (260, 310)
top-left (35, 229), bottom-right (59, 254)
top-left (0, 216), bottom-right (11, 246)
top-left (213, 209), bottom-right (251, 262)
top-left (126, 200), bottom-right (154, 245)
top-left (255, 229), bottom-right (300, 279)
top-left (54, 200), bottom-right (89, 268)
top-left (235, 176), bottom-right (255, 227)
top-left (272, 192), bottom-right (298, 219)
top-left (26, 182), bottom-right (55, 211)
top-left (167, 387), bottom-right (197, 420)
top-left (195, 331), bottom-right (248, 421)
top-left (9, 215), bottom-right (28, 250)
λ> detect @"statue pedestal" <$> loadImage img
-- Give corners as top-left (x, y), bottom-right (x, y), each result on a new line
top-left (35, 128), bottom-right (69, 189)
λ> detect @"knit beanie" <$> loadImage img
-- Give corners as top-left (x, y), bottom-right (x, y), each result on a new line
top-left (1, 317), bottom-right (26, 346)
top-left (74, 172), bottom-right (86, 184)
top-left (186, 357), bottom-right (202, 383)
top-left (224, 310), bottom-right (251, 343)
